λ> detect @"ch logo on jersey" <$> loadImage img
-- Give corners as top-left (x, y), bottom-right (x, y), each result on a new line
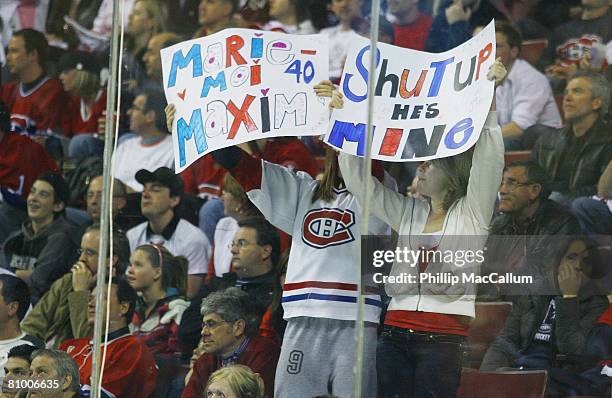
top-left (302, 208), bottom-right (355, 249)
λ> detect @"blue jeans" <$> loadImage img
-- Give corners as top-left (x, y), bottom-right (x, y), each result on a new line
top-left (198, 198), bottom-right (225, 244)
top-left (571, 197), bottom-right (612, 235)
top-left (377, 325), bottom-right (466, 398)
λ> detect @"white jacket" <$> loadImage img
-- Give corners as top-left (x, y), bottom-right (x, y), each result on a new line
top-left (339, 112), bottom-right (504, 318)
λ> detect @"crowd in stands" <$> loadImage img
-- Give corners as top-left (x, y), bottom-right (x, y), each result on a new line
top-left (0, 0), bottom-right (611, 397)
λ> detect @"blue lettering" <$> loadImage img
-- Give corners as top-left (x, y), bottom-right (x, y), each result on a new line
top-left (428, 57), bottom-right (454, 97)
top-left (168, 45), bottom-right (203, 88)
top-left (201, 72), bottom-right (227, 98)
top-left (328, 120), bottom-right (372, 156)
top-left (444, 118), bottom-right (473, 149)
top-left (177, 109), bottom-right (207, 167)
top-left (343, 45), bottom-right (381, 103)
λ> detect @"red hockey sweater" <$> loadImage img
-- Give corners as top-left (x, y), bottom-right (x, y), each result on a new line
top-left (60, 328), bottom-right (158, 398)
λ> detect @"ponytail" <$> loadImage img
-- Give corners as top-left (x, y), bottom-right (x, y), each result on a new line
top-left (136, 244), bottom-right (189, 297)
top-left (313, 147), bottom-right (342, 202)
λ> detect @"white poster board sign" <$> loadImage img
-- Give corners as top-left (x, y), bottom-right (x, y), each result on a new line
top-left (161, 28), bottom-right (329, 172)
top-left (324, 21), bottom-right (496, 161)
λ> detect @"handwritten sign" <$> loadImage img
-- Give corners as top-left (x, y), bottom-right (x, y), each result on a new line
top-left (161, 28), bottom-right (329, 172)
top-left (324, 21), bottom-right (496, 161)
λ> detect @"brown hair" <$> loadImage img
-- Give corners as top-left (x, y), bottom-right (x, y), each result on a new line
top-left (313, 148), bottom-right (343, 202)
top-left (135, 244), bottom-right (188, 296)
top-left (429, 150), bottom-right (473, 211)
top-left (69, 69), bottom-right (101, 98)
top-left (223, 172), bottom-right (261, 217)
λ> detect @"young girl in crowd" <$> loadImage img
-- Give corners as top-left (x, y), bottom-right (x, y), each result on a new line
top-left (166, 85), bottom-right (387, 396)
top-left (127, 243), bottom-right (190, 356)
top-left (337, 59), bottom-right (507, 397)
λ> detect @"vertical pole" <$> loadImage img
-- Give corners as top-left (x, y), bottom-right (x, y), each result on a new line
top-left (354, 1), bottom-right (380, 397)
top-left (91, 0), bottom-right (122, 396)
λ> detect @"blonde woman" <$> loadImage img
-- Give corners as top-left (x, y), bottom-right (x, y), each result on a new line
top-left (205, 365), bottom-right (265, 398)
top-left (58, 51), bottom-right (106, 158)
top-left (337, 59), bottom-right (507, 397)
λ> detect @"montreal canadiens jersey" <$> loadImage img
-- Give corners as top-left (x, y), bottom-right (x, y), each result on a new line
top-left (247, 160), bottom-right (383, 323)
top-left (1, 78), bottom-right (65, 135)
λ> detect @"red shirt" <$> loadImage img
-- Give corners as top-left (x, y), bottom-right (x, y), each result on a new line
top-left (181, 154), bottom-right (226, 199)
top-left (181, 335), bottom-right (280, 398)
top-left (61, 90), bottom-right (107, 138)
top-left (597, 303), bottom-right (612, 327)
top-left (261, 138), bottom-right (318, 178)
top-left (0, 132), bottom-right (58, 205)
top-left (181, 138), bottom-right (318, 201)
top-left (393, 14), bottom-right (433, 51)
top-left (60, 331), bottom-right (158, 398)
top-left (1, 78), bottom-right (66, 135)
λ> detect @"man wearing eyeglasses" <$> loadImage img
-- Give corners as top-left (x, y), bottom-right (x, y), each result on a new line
top-left (111, 88), bottom-right (174, 194)
top-left (179, 218), bottom-right (284, 359)
top-left (182, 287), bottom-right (279, 398)
top-left (20, 225), bottom-right (130, 349)
top-left (479, 160), bottom-right (580, 299)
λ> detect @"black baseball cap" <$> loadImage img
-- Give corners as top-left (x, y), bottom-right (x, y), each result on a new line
top-left (58, 51), bottom-right (101, 75)
top-left (135, 167), bottom-right (184, 198)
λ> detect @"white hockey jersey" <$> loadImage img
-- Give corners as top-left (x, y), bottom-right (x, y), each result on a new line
top-left (247, 161), bottom-right (383, 323)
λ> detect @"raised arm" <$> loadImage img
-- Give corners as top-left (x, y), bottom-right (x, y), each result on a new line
top-left (339, 153), bottom-right (408, 232)
top-left (463, 60), bottom-right (506, 227)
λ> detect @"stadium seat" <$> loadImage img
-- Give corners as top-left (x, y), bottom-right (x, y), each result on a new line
top-left (504, 150), bottom-right (531, 165)
top-left (456, 368), bottom-right (548, 398)
top-left (465, 302), bottom-right (513, 368)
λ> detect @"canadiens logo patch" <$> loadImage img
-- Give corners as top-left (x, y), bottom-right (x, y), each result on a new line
top-left (302, 208), bottom-right (355, 248)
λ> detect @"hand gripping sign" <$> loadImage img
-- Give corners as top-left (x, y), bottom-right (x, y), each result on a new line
top-left (161, 28), bottom-right (329, 172)
top-left (324, 21), bottom-right (496, 161)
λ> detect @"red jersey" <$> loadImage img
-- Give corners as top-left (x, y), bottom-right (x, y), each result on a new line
top-left (0, 132), bottom-right (58, 206)
top-left (1, 77), bottom-right (66, 135)
top-left (60, 330), bottom-right (158, 398)
top-left (393, 14), bottom-right (433, 51)
top-left (181, 154), bottom-right (226, 199)
top-left (181, 138), bottom-right (317, 200)
top-left (597, 303), bottom-right (612, 327)
top-left (181, 335), bottom-right (280, 398)
top-left (261, 138), bottom-right (318, 178)
top-left (61, 90), bottom-right (107, 138)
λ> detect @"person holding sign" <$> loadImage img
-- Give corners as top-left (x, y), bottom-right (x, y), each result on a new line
top-left (337, 58), bottom-right (506, 397)
top-left (167, 85), bottom-right (385, 397)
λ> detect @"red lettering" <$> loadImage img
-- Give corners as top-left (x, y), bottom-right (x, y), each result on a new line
top-left (476, 42), bottom-right (492, 80)
top-left (399, 69), bottom-right (427, 99)
top-left (379, 128), bottom-right (404, 157)
top-left (227, 95), bottom-right (257, 139)
top-left (226, 35), bottom-right (247, 67)
top-left (250, 64), bottom-right (261, 86)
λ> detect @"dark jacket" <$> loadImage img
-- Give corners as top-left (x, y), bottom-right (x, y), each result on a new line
top-left (177, 271), bottom-right (284, 359)
top-left (480, 294), bottom-right (609, 371)
top-left (3, 217), bottom-right (79, 301)
top-left (532, 119), bottom-right (612, 198)
top-left (480, 200), bottom-right (580, 298)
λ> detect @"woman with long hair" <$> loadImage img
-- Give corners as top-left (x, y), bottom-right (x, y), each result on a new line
top-left (58, 51), bottom-right (107, 158)
top-left (337, 59), bottom-right (507, 397)
top-left (166, 83), bottom-right (387, 396)
top-left (127, 243), bottom-right (190, 356)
